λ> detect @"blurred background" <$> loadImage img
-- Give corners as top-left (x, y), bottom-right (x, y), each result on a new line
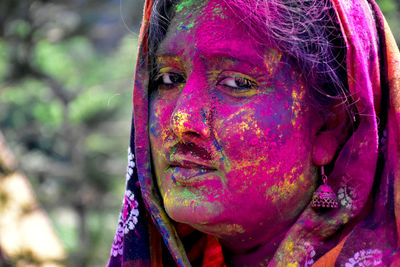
top-left (0, 0), bottom-right (398, 266)
top-left (0, 0), bottom-right (144, 266)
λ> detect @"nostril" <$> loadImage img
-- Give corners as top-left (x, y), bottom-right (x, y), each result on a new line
top-left (184, 132), bottom-right (201, 139)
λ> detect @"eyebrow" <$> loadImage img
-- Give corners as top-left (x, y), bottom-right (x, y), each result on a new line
top-left (201, 50), bottom-right (263, 67)
top-left (157, 40), bottom-right (267, 68)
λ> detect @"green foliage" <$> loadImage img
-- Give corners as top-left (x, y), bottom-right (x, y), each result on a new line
top-left (51, 209), bottom-right (79, 253)
top-left (7, 19), bottom-right (31, 38)
top-left (33, 101), bottom-right (63, 127)
top-left (378, 0), bottom-right (397, 13)
top-left (67, 37), bottom-right (137, 125)
top-left (377, 0), bottom-right (400, 44)
top-left (2, 79), bottom-right (45, 105)
top-left (34, 38), bottom-right (89, 84)
top-left (0, 1), bottom-right (142, 266)
top-left (0, 41), bottom-right (11, 83)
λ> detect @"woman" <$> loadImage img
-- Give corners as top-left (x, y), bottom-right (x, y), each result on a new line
top-left (108, 0), bottom-right (400, 265)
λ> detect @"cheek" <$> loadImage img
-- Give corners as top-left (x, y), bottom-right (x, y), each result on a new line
top-left (213, 93), bottom-right (314, 197)
top-left (149, 95), bottom-right (176, 183)
top-left (149, 95), bottom-right (174, 142)
top-left (214, 96), bottom-right (293, 166)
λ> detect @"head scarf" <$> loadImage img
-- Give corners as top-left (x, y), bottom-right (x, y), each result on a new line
top-left (107, 0), bottom-right (400, 265)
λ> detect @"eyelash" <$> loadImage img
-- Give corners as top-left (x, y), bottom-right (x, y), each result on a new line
top-left (155, 72), bottom-right (185, 88)
top-left (155, 71), bottom-right (259, 94)
top-left (218, 76), bottom-right (257, 91)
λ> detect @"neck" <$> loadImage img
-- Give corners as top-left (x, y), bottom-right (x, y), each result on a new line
top-left (221, 231), bottom-right (287, 267)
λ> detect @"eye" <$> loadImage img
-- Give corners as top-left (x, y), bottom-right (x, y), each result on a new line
top-left (216, 72), bottom-right (262, 98)
top-left (219, 76), bottom-right (256, 90)
top-left (157, 72), bottom-right (186, 86)
top-left (161, 73), bottom-right (173, 85)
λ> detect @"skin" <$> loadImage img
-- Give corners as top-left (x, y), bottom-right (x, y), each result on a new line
top-left (148, 0), bottom-right (331, 265)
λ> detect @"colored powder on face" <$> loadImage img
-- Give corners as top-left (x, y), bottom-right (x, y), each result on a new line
top-left (265, 177), bottom-right (299, 203)
top-left (179, 21), bottom-right (195, 31)
top-left (181, 188), bottom-right (201, 201)
top-left (176, 0), bottom-right (195, 13)
top-left (290, 85), bottom-right (306, 127)
top-left (212, 4), bottom-right (227, 19)
top-left (212, 224), bottom-right (245, 235)
top-left (285, 241), bottom-right (294, 252)
top-left (238, 121), bottom-right (250, 131)
top-left (186, 22), bottom-right (195, 29)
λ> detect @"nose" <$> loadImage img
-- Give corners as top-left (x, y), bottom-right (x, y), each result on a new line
top-left (170, 80), bottom-right (211, 141)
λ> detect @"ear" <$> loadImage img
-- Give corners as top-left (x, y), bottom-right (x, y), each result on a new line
top-left (312, 102), bottom-right (351, 166)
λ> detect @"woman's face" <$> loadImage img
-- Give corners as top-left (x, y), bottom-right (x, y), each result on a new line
top-left (149, 0), bottom-right (321, 251)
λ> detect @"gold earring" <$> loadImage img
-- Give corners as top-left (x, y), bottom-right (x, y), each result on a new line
top-left (311, 166), bottom-right (339, 209)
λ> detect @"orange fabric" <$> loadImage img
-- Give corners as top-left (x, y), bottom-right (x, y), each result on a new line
top-left (312, 234), bottom-right (350, 266)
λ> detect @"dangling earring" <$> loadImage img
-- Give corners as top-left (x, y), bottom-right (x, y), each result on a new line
top-left (311, 166), bottom-right (339, 209)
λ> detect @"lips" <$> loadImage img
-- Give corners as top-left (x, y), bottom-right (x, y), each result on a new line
top-left (167, 142), bottom-right (217, 168)
top-left (169, 166), bottom-right (217, 186)
top-left (168, 154), bottom-right (218, 185)
top-left (166, 142), bottom-right (219, 186)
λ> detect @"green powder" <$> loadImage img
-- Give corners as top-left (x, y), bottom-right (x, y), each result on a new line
top-left (186, 22), bottom-right (195, 29)
top-left (176, 0), bottom-right (195, 13)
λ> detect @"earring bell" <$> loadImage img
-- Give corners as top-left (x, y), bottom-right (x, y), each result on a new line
top-left (311, 166), bottom-right (338, 209)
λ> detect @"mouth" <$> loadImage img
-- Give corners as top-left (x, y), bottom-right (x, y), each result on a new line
top-left (168, 155), bottom-right (218, 186)
top-left (165, 142), bottom-right (220, 186)
top-left (170, 152), bottom-right (217, 168)
top-left (168, 166), bottom-right (217, 186)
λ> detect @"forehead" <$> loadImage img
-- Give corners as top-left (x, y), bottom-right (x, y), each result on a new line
top-left (157, 0), bottom-right (269, 61)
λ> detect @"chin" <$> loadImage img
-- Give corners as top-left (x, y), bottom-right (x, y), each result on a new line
top-left (164, 197), bottom-right (226, 226)
top-left (190, 221), bottom-right (247, 239)
top-left (166, 205), bottom-right (254, 240)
